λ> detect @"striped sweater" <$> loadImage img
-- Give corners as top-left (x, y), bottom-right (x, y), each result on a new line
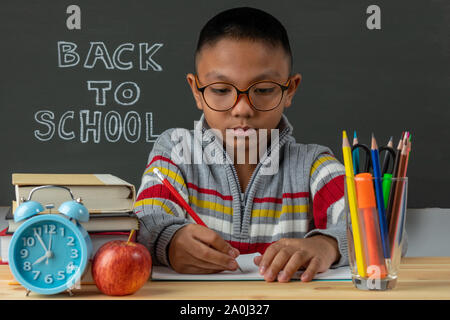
top-left (134, 113), bottom-right (348, 268)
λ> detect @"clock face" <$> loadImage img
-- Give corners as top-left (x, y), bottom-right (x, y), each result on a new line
top-left (9, 214), bottom-right (88, 294)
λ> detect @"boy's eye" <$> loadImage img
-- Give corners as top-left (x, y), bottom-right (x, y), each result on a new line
top-left (252, 86), bottom-right (276, 95)
top-left (208, 85), bottom-right (233, 95)
top-left (254, 87), bottom-right (275, 94)
top-left (211, 88), bottom-right (231, 94)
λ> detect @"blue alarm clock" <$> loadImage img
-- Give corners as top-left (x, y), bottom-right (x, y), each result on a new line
top-left (8, 185), bottom-right (92, 296)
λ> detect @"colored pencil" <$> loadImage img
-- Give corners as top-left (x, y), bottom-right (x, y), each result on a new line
top-left (381, 136), bottom-right (394, 174)
top-left (342, 130), bottom-right (367, 277)
top-left (386, 133), bottom-right (404, 225)
top-left (352, 131), bottom-right (360, 175)
top-left (152, 167), bottom-right (243, 272)
top-left (153, 167), bottom-right (207, 226)
top-left (397, 135), bottom-right (411, 241)
top-left (381, 135), bottom-right (395, 210)
top-left (405, 133), bottom-right (412, 173)
top-left (388, 134), bottom-right (410, 257)
top-left (370, 134), bottom-right (390, 260)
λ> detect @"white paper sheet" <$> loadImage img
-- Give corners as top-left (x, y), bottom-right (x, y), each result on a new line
top-left (151, 253), bottom-right (351, 281)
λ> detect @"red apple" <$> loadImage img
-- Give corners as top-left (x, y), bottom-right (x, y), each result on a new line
top-left (92, 236), bottom-right (152, 296)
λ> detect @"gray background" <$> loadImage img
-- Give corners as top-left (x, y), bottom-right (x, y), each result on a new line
top-left (1, 0), bottom-right (449, 208)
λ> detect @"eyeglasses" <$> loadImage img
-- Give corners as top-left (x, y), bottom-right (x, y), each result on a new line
top-left (195, 74), bottom-right (291, 112)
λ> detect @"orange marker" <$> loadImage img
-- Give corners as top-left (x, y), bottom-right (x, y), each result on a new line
top-left (355, 172), bottom-right (388, 278)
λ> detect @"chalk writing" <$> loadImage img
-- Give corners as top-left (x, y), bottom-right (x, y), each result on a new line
top-left (34, 110), bottom-right (159, 143)
top-left (34, 40), bottom-right (163, 143)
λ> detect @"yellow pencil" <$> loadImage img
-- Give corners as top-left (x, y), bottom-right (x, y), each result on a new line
top-left (342, 130), bottom-right (367, 277)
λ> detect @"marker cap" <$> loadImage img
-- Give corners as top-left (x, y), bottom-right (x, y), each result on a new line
top-left (355, 172), bottom-right (376, 209)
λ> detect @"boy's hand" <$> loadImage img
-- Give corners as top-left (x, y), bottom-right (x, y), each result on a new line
top-left (168, 224), bottom-right (240, 274)
top-left (253, 235), bottom-right (340, 282)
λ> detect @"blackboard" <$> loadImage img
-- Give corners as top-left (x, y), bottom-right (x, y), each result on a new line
top-left (1, 0), bottom-right (449, 208)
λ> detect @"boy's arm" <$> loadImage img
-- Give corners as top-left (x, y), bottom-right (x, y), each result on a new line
top-left (134, 130), bottom-right (240, 272)
top-left (254, 150), bottom-right (349, 282)
top-left (134, 133), bottom-right (190, 267)
top-left (305, 152), bottom-right (348, 268)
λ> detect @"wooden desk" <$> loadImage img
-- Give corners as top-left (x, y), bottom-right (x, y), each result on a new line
top-left (1, 257), bottom-right (449, 300)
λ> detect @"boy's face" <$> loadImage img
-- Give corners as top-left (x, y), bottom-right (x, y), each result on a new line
top-left (187, 38), bottom-right (301, 156)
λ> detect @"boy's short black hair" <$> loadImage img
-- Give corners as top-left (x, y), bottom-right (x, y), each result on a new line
top-left (195, 7), bottom-right (293, 75)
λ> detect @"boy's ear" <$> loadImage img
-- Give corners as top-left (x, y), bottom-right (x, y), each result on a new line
top-left (284, 73), bottom-right (302, 108)
top-left (186, 73), bottom-right (204, 111)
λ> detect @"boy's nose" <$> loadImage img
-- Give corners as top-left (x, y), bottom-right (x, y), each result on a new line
top-left (231, 93), bottom-right (255, 117)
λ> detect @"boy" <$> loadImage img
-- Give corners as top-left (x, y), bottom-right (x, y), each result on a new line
top-left (134, 7), bottom-right (347, 282)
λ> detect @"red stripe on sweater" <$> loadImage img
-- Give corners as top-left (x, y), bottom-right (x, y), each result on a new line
top-left (136, 184), bottom-right (185, 209)
top-left (253, 192), bottom-right (309, 204)
top-left (146, 155), bottom-right (178, 168)
top-left (187, 183), bottom-right (233, 201)
top-left (227, 241), bottom-right (274, 255)
top-left (143, 156), bottom-right (310, 205)
top-left (186, 184), bottom-right (309, 204)
top-left (312, 175), bottom-right (345, 229)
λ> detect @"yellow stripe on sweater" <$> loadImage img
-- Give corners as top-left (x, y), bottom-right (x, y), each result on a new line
top-left (251, 204), bottom-right (309, 218)
top-left (133, 198), bottom-right (174, 215)
top-left (189, 195), bottom-right (233, 215)
top-left (135, 196), bottom-right (308, 220)
top-left (144, 166), bottom-right (187, 190)
top-left (310, 156), bottom-right (336, 176)
top-left (188, 196), bottom-right (307, 218)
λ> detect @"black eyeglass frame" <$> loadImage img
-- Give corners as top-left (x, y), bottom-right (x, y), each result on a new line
top-left (194, 74), bottom-right (292, 112)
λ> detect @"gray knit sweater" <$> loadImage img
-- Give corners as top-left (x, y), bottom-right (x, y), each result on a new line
top-left (134, 113), bottom-right (349, 268)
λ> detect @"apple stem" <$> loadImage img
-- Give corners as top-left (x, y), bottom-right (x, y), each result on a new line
top-left (127, 229), bottom-right (136, 244)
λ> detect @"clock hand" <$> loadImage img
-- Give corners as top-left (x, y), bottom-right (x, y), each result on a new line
top-left (48, 233), bottom-right (52, 250)
top-left (33, 250), bottom-right (53, 266)
top-left (46, 233), bottom-right (53, 264)
top-left (34, 231), bottom-right (48, 253)
top-left (32, 254), bottom-right (48, 266)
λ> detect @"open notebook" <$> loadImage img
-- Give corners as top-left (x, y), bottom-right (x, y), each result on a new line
top-left (152, 253), bottom-right (351, 281)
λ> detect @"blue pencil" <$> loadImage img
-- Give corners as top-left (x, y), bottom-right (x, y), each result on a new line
top-left (371, 133), bottom-right (391, 259)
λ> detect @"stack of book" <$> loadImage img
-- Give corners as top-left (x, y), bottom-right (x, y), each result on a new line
top-left (0, 173), bottom-right (139, 284)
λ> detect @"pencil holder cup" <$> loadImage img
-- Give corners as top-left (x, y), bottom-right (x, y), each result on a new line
top-left (345, 174), bottom-right (408, 291)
